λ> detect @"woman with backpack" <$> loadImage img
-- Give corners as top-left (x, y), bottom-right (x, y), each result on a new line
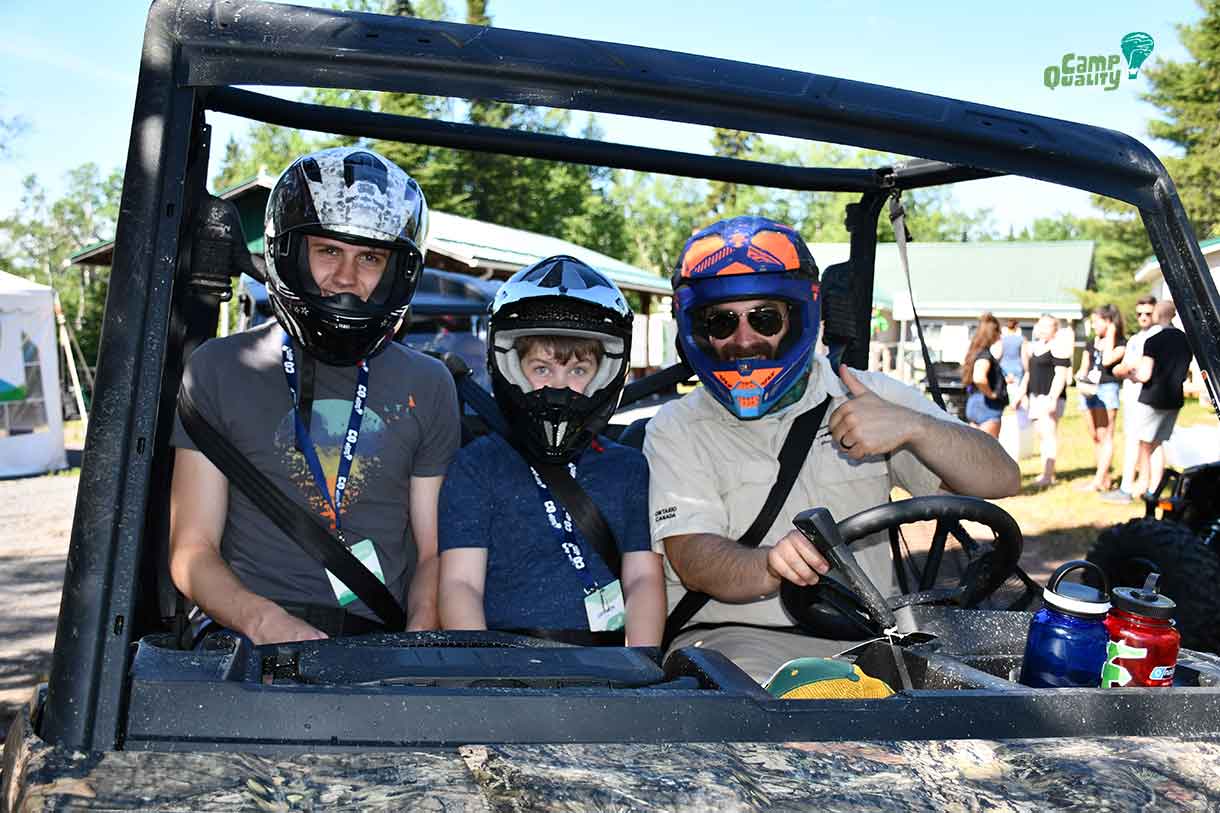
top-left (962, 312), bottom-right (1008, 439)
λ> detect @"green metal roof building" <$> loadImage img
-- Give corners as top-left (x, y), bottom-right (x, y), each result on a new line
top-left (809, 240), bottom-right (1093, 323)
top-left (808, 239), bottom-right (1094, 376)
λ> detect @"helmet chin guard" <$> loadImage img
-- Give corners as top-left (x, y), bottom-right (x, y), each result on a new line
top-left (672, 217), bottom-right (820, 419)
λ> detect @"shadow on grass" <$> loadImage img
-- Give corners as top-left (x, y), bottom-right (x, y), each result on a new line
top-left (1018, 466), bottom-right (1102, 490)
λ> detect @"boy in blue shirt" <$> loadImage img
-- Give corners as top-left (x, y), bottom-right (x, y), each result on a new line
top-left (438, 256), bottom-right (665, 646)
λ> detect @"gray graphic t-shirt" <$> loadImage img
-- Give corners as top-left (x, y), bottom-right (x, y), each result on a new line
top-left (171, 321), bottom-right (460, 622)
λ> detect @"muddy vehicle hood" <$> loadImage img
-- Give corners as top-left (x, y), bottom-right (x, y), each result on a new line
top-left (6, 703), bottom-right (1220, 812)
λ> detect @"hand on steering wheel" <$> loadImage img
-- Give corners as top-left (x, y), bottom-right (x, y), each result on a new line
top-left (779, 495), bottom-right (1024, 640)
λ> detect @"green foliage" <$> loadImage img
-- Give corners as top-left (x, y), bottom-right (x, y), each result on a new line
top-left (1078, 197), bottom-right (1154, 328)
top-left (1015, 201), bottom-right (1154, 328)
top-left (207, 0), bottom-right (1014, 310)
top-left (705, 129), bottom-right (761, 215)
top-left (889, 186), bottom-right (995, 243)
top-left (611, 171), bottom-right (707, 276)
top-left (0, 165), bottom-right (123, 365)
top-left (1141, 0), bottom-right (1220, 241)
top-left (212, 126), bottom-right (334, 192)
top-left (213, 0), bottom-right (625, 266)
top-left (706, 140), bottom-right (858, 242)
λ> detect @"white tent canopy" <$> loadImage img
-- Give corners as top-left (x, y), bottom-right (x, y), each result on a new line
top-left (0, 271), bottom-right (66, 477)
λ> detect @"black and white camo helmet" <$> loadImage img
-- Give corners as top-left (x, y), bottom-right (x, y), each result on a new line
top-left (488, 255), bottom-right (634, 464)
top-left (264, 147), bottom-right (429, 365)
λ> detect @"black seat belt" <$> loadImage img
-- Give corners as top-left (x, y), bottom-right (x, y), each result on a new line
top-left (435, 352), bottom-right (513, 440)
top-left (448, 366), bottom-right (623, 579)
top-left (661, 395), bottom-right (832, 649)
top-left (448, 364), bottom-right (627, 614)
top-left (177, 382), bottom-right (407, 632)
top-left (534, 463), bottom-right (622, 581)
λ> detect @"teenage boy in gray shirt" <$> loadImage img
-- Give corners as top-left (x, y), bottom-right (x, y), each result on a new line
top-left (170, 148), bottom-right (458, 644)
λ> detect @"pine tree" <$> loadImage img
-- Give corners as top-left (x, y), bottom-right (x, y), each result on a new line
top-left (1142, 0), bottom-right (1220, 240)
top-left (704, 129), bottom-right (760, 215)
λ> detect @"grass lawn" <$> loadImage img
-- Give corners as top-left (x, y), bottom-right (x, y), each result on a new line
top-left (991, 396), bottom-right (1217, 570)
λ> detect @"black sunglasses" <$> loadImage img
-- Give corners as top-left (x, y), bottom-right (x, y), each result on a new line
top-left (700, 305), bottom-right (788, 340)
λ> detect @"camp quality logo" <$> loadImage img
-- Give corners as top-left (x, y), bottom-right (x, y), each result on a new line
top-left (1043, 32), bottom-right (1154, 91)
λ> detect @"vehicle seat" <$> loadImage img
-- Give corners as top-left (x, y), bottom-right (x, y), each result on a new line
top-left (617, 417), bottom-right (650, 450)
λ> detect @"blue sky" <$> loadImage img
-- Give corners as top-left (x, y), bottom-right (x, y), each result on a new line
top-left (0, 0), bottom-right (1204, 234)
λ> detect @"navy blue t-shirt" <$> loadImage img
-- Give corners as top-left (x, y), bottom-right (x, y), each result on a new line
top-left (438, 433), bottom-right (650, 631)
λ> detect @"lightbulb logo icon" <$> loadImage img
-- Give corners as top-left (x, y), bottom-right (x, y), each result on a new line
top-left (1120, 32), bottom-right (1155, 80)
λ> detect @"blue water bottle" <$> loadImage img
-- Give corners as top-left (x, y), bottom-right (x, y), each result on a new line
top-left (1019, 561), bottom-right (1111, 688)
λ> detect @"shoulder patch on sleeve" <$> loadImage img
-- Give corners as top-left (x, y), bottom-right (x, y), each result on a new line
top-left (654, 505), bottom-right (678, 524)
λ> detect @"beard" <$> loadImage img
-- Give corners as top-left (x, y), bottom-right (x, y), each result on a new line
top-left (715, 339), bottom-right (777, 361)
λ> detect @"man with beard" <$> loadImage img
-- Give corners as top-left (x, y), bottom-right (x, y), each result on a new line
top-left (643, 216), bottom-right (1019, 683)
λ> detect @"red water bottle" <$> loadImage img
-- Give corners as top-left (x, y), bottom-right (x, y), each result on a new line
top-left (1101, 574), bottom-right (1180, 688)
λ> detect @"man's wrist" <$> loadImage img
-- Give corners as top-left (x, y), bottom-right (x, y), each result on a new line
top-left (759, 547), bottom-right (782, 595)
top-left (900, 407), bottom-right (931, 451)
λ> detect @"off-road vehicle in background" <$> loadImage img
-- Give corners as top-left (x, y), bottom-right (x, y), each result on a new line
top-left (5, 2), bottom-right (1220, 809)
top-left (1089, 462), bottom-right (1220, 653)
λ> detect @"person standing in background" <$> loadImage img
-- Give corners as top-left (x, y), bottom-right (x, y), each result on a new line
top-left (1103, 296), bottom-right (1161, 503)
top-left (999, 319), bottom-right (1026, 386)
top-left (962, 313), bottom-right (1008, 438)
top-left (1128, 301), bottom-right (1194, 500)
top-left (1013, 315), bottom-right (1072, 488)
top-left (1075, 305), bottom-right (1125, 492)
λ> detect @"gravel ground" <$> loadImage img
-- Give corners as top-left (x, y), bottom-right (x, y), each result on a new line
top-left (0, 471), bottom-right (77, 740)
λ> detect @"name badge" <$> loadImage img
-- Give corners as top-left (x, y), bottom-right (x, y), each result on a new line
top-left (326, 538), bottom-right (385, 607)
top-left (584, 579), bottom-right (626, 632)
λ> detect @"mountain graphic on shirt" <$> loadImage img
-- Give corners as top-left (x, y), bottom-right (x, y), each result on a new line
top-left (275, 398), bottom-right (388, 527)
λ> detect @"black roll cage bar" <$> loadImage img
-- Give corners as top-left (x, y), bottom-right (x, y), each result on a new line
top-left (42, 0), bottom-right (1220, 751)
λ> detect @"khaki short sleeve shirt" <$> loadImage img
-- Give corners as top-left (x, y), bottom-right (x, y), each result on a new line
top-left (643, 354), bottom-right (958, 627)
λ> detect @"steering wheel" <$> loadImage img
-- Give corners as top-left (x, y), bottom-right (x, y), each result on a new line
top-left (779, 495), bottom-right (1025, 640)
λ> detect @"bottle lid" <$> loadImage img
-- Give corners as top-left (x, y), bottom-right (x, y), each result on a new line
top-left (1043, 560), bottom-right (1110, 618)
top-left (1111, 573), bottom-right (1176, 620)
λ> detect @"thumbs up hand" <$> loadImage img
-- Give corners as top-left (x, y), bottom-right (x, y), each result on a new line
top-left (829, 365), bottom-right (925, 460)
top-left (837, 364), bottom-right (872, 398)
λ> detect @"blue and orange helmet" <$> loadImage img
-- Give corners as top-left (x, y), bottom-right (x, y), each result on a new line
top-left (673, 216), bottom-right (820, 419)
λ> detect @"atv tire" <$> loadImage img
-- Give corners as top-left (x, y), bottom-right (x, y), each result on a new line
top-left (1087, 518), bottom-right (1220, 654)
